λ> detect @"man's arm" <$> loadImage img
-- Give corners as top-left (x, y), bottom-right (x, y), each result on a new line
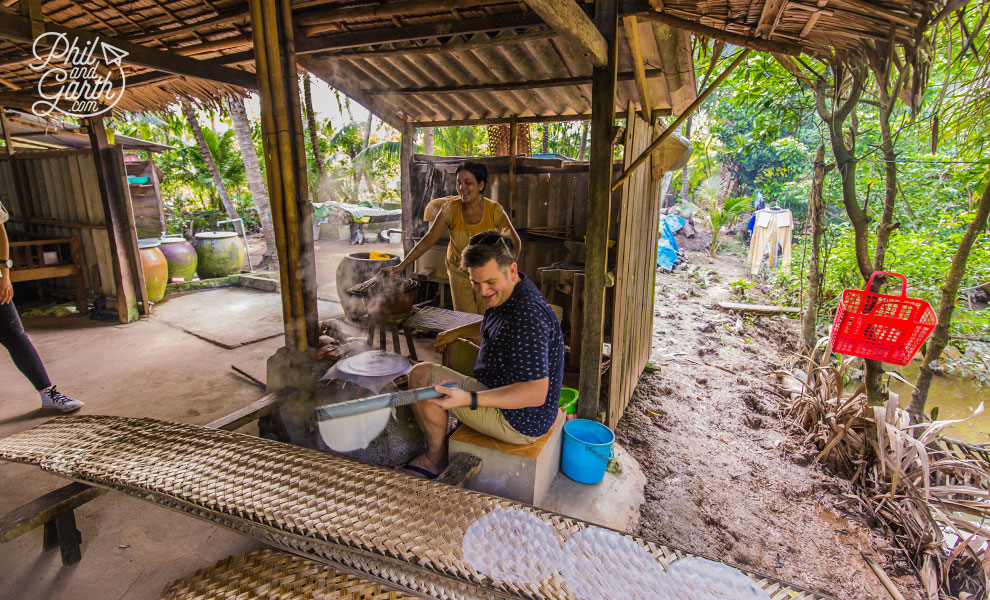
top-left (433, 319), bottom-right (483, 353)
top-left (429, 377), bottom-right (548, 411)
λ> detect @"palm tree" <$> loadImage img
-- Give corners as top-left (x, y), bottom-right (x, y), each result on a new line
top-left (180, 100), bottom-right (243, 238)
top-left (302, 73), bottom-right (326, 183)
top-left (229, 97), bottom-right (277, 267)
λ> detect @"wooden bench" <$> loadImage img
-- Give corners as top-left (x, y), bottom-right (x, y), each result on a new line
top-left (8, 236), bottom-right (87, 312)
top-left (0, 389), bottom-right (481, 567)
top-left (0, 390), bottom-right (290, 565)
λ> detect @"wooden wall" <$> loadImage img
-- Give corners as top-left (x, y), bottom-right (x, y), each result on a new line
top-left (607, 108), bottom-right (664, 428)
top-left (124, 157), bottom-right (165, 239)
top-left (0, 147), bottom-right (133, 310)
top-left (407, 156), bottom-right (622, 286)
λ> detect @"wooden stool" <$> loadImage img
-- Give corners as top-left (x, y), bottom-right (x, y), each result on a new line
top-left (366, 318), bottom-right (418, 360)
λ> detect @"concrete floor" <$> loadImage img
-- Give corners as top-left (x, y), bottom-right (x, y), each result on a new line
top-left (0, 235), bottom-right (643, 599)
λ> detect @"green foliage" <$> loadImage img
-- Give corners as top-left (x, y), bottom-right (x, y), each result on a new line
top-left (697, 175), bottom-right (750, 256)
top-left (431, 126), bottom-right (487, 156)
top-left (729, 278), bottom-right (756, 298)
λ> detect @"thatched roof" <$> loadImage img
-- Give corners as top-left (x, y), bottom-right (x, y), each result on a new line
top-left (0, 0), bottom-right (938, 126)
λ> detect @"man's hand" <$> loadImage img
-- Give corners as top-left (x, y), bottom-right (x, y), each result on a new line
top-left (433, 328), bottom-right (459, 354)
top-left (427, 382), bottom-right (471, 410)
top-left (377, 265), bottom-right (400, 278)
top-left (0, 276), bottom-right (12, 305)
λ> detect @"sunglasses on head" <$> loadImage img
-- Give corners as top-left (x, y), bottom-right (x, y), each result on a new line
top-left (469, 232), bottom-right (512, 253)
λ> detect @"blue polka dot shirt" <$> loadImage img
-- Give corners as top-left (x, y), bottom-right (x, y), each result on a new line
top-left (474, 272), bottom-right (565, 437)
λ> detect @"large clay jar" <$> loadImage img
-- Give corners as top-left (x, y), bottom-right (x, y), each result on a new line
top-left (158, 237), bottom-right (198, 283)
top-left (336, 252), bottom-right (399, 320)
top-left (194, 232), bottom-right (245, 279)
top-left (138, 239), bottom-right (168, 303)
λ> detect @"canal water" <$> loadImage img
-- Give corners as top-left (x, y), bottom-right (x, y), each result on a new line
top-left (888, 362), bottom-right (989, 444)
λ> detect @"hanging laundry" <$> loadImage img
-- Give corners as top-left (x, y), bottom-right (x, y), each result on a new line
top-left (747, 208), bottom-right (793, 275)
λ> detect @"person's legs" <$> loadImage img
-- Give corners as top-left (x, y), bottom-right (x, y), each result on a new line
top-left (0, 300), bottom-right (83, 412)
top-left (0, 299), bottom-right (52, 390)
top-left (403, 363), bottom-right (485, 476)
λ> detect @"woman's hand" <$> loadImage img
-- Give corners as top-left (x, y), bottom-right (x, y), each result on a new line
top-left (433, 328), bottom-right (459, 354)
top-left (0, 276), bottom-right (12, 305)
top-left (378, 265), bottom-right (400, 278)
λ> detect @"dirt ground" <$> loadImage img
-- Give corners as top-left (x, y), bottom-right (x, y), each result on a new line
top-left (616, 234), bottom-right (923, 600)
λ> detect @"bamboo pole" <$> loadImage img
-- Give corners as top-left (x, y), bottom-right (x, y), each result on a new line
top-left (611, 49), bottom-right (752, 192)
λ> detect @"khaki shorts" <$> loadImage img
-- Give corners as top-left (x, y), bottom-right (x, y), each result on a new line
top-left (427, 365), bottom-right (539, 445)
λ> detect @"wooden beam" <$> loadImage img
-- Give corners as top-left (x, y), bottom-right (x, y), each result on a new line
top-left (85, 117), bottom-right (146, 322)
top-left (131, 6), bottom-right (250, 44)
top-left (0, 482), bottom-right (101, 544)
top-left (400, 122), bottom-right (415, 257)
top-left (578, 0), bottom-right (618, 421)
top-left (321, 29), bottom-right (557, 60)
top-left (755, 0), bottom-right (788, 38)
top-left (520, 0), bottom-right (608, 67)
top-left (296, 0), bottom-right (485, 32)
top-left (612, 49), bottom-right (752, 192)
top-left (622, 16), bottom-right (652, 118)
top-left (366, 69), bottom-right (663, 96)
top-left (0, 12), bottom-right (257, 90)
top-left (637, 12), bottom-right (805, 55)
top-left (415, 113), bottom-right (596, 127)
top-left (508, 117), bottom-right (518, 219)
top-left (296, 11), bottom-right (546, 54)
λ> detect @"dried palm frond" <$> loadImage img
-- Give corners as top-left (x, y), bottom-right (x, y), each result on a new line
top-left (779, 349), bottom-right (990, 599)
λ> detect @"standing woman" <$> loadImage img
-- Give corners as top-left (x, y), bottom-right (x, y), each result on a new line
top-left (380, 162), bottom-right (521, 314)
top-left (0, 200), bottom-right (83, 412)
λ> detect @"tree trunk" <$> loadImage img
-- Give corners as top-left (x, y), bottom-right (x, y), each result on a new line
top-left (423, 127), bottom-right (434, 155)
top-left (302, 73), bottom-right (326, 184)
top-left (229, 97), bottom-right (277, 267)
top-left (811, 69), bottom-right (887, 405)
top-left (542, 123), bottom-right (549, 154)
top-left (181, 101), bottom-right (243, 238)
top-left (354, 113), bottom-right (373, 201)
top-left (909, 182), bottom-right (990, 421)
top-left (578, 121), bottom-right (589, 160)
top-left (802, 145), bottom-right (826, 355)
top-left (681, 115), bottom-right (693, 205)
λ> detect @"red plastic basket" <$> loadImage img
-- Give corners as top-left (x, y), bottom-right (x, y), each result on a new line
top-left (828, 271), bottom-right (937, 365)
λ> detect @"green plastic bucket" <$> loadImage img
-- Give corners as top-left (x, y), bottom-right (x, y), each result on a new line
top-left (558, 387), bottom-right (578, 415)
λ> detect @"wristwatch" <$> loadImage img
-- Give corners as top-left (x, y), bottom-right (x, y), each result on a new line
top-left (469, 391), bottom-right (478, 410)
top-left (0, 259), bottom-right (10, 268)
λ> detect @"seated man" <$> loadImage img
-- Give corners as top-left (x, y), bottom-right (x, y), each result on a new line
top-left (400, 230), bottom-right (564, 479)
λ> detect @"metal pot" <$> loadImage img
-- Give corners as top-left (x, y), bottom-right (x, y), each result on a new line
top-left (347, 277), bottom-right (419, 322)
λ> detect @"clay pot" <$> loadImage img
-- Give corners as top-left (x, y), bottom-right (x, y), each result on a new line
top-left (158, 237), bottom-right (197, 283)
top-left (138, 239), bottom-right (168, 303)
top-left (335, 252), bottom-right (400, 320)
top-left (194, 232), bottom-right (245, 279)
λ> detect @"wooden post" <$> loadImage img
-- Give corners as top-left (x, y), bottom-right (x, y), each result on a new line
top-left (85, 117), bottom-right (146, 323)
top-left (577, 0), bottom-right (618, 421)
top-left (508, 117), bottom-right (518, 220)
top-left (250, 0), bottom-right (320, 351)
top-left (0, 106), bottom-right (13, 155)
top-left (400, 123), bottom-right (415, 258)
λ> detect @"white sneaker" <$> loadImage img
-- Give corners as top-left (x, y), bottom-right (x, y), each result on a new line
top-left (40, 386), bottom-right (84, 413)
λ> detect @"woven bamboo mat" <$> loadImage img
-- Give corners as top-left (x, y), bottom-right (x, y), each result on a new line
top-left (0, 416), bottom-right (833, 600)
top-left (402, 307), bottom-right (482, 334)
top-left (160, 548), bottom-right (419, 600)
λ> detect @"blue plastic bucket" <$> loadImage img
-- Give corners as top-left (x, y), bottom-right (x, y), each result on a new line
top-left (561, 419), bottom-right (615, 484)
